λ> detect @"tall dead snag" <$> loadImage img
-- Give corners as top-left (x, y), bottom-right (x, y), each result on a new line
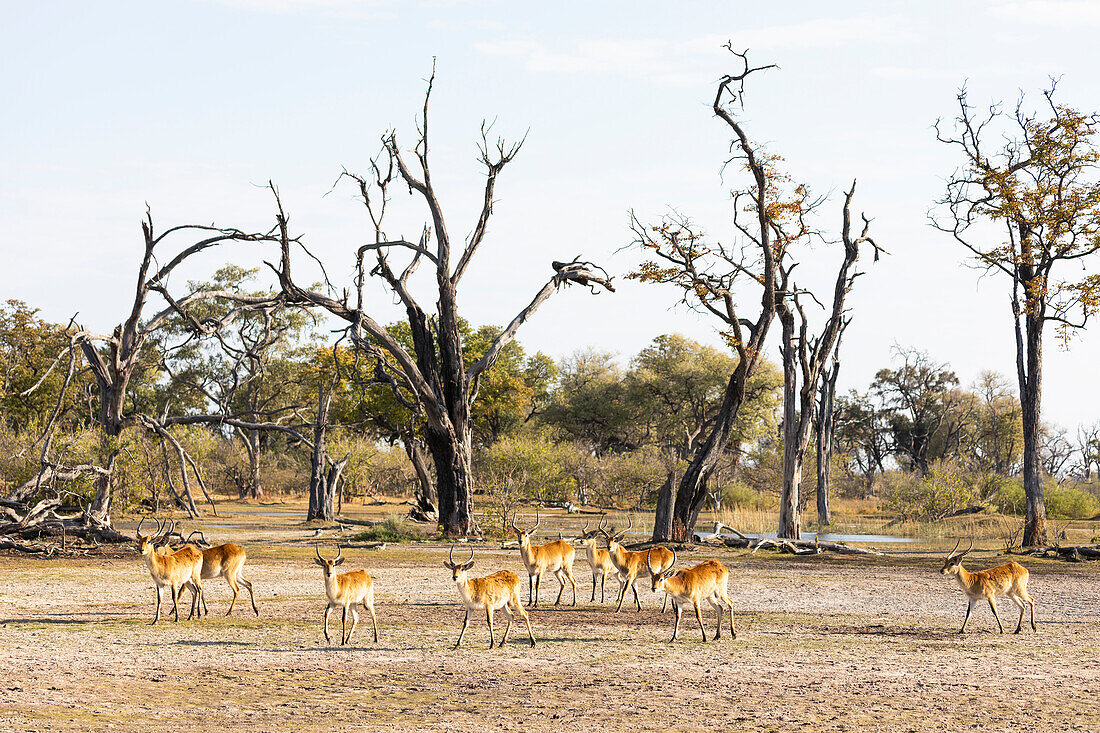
top-left (814, 324), bottom-right (846, 526)
top-left (776, 185), bottom-right (878, 540)
top-left (631, 48), bottom-right (783, 543)
top-left (932, 82), bottom-right (1100, 546)
top-left (272, 67), bottom-right (612, 537)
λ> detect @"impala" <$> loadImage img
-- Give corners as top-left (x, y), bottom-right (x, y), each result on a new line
top-left (196, 541), bottom-right (259, 617)
top-left (444, 545), bottom-right (535, 650)
top-left (600, 515), bottom-right (674, 612)
top-left (577, 516), bottom-right (624, 603)
top-left (136, 518), bottom-right (204, 624)
top-left (155, 526), bottom-right (258, 618)
top-left (648, 549), bottom-right (736, 642)
top-left (314, 546), bottom-right (378, 645)
top-left (941, 540), bottom-right (1037, 634)
top-left (511, 509), bottom-right (577, 607)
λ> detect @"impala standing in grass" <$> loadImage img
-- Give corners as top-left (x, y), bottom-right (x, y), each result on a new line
top-left (941, 540), bottom-right (1037, 634)
top-left (648, 549), bottom-right (736, 642)
top-left (444, 545), bottom-right (535, 650)
top-left (314, 546), bottom-right (378, 645)
top-left (512, 509), bottom-right (577, 607)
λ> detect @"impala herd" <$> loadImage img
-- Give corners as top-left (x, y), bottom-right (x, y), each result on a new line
top-left (133, 512), bottom-right (1039, 648)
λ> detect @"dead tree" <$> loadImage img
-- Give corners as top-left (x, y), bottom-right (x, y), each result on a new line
top-left (630, 48), bottom-right (782, 542)
top-left (814, 324), bottom-right (847, 526)
top-left (776, 183), bottom-right (879, 540)
top-left (269, 66), bottom-right (612, 536)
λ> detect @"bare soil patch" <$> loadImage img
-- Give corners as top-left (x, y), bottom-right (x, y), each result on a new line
top-left (0, 505), bottom-right (1098, 732)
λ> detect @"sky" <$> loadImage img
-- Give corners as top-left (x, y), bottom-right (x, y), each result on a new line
top-left (2, 0), bottom-right (1099, 433)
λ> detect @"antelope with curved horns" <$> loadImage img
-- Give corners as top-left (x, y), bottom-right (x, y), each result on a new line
top-left (511, 508), bottom-right (577, 607)
top-left (444, 545), bottom-right (535, 650)
top-left (648, 549), bottom-right (736, 642)
top-left (154, 526), bottom-right (258, 618)
top-left (599, 515), bottom-right (674, 612)
top-left (314, 546), bottom-right (378, 645)
top-left (941, 539), bottom-right (1037, 634)
top-left (136, 518), bottom-right (204, 624)
top-left (577, 515), bottom-right (624, 603)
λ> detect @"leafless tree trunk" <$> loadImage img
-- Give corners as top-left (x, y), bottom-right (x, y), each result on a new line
top-left (776, 183), bottom-right (878, 540)
top-left (815, 339), bottom-right (844, 526)
top-left (268, 66), bottom-right (612, 536)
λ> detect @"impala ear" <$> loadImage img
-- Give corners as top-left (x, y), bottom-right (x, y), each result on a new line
top-left (313, 557), bottom-right (326, 567)
top-left (462, 560), bottom-right (475, 571)
top-left (443, 561), bottom-right (453, 570)
top-left (333, 556), bottom-right (345, 566)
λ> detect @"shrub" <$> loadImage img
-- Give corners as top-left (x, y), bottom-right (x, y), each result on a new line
top-left (351, 515), bottom-right (420, 543)
top-left (1045, 486), bottom-right (1100, 519)
top-left (881, 461), bottom-right (976, 521)
top-left (721, 482), bottom-right (770, 510)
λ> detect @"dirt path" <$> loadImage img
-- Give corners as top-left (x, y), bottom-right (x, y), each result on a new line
top-left (1, 543), bottom-right (1098, 732)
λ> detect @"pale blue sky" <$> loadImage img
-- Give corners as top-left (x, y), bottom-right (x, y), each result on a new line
top-left (3, 1), bottom-right (1099, 431)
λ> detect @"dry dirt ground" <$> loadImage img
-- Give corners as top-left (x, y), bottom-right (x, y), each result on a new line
top-left (0, 506), bottom-right (1098, 732)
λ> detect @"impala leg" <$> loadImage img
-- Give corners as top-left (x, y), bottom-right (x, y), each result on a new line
top-left (567, 566), bottom-right (577, 606)
top-left (710, 598), bottom-right (722, 640)
top-left (599, 573), bottom-right (605, 603)
top-left (534, 573), bottom-right (542, 608)
top-left (170, 584), bottom-right (181, 623)
top-left (694, 601), bottom-right (707, 642)
top-left (498, 605), bottom-right (513, 648)
top-left (323, 605), bottom-right (332, 644)
top-left (615, 577), bottom-right (630, 613)
top-left (345, 607), bottom-right (358, 645)
top-left (528, 574), bottom-right (535, 607)
top-left (340, 607), bottom-right (348, 645)
top-left (486, 607), bottom-right (496, 648)
top-left (513, 593), bottom-right (535, 647)
top-left (591, 572), bottom-right (597, 603)
top-left (662, 591), bottom-right (668, 613)
top-left (365, 595), bottom-right (379, 643)
top-left (454, 609), bottom-right (471, 650)
top-left (959, 599), bottom-right (974, 634)
top-left (226, 575), bottom-right (239, 616)
top-left (988, 598), bottom-right (1004, 634)
top-left (1028, 596), bottom-right (1037, 632)
top-left (152, 586), bottom-right (162, 625)
top-left (726, 597), bottom-right (737, 640)
top-left (554, 569), bottom-right (565, 605)
top-left (1011, 596), bottom-right (1025, 634)
top-left (669, 604), bottom-right (682, 643)
top-left (238, 574), bottom-right (258, 616)
top-left (632, 580), bottom-right (642, 612)
top-left (185, 581), bottom-right (200, 620)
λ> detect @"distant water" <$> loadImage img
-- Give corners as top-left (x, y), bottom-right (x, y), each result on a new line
top-left (691, 530), bottom-right (917, 544)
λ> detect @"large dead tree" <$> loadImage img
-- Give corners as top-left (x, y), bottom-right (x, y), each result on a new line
top-left (5, 215), bottom-right (279, 538)
top-left (776, 184), bottom-right (878, 540)
top-left (631, 48), bottom-right (784, 543)
top-left (270, 68), bottom-right (612, 536)
top-left (814, 324), bottom-right (846, 526)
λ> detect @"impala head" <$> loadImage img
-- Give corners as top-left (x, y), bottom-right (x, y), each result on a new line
top-left (314, 545), bottom-right (345, 578)
top-left (599, 514), bottom-right (632, 550)
top-left (648, 547), bottom-right (677, 592)
top-left (443, 545), bottom-right (475, 581)
top-left (941, 539), bottom-right (973, 576)
top-left (135, 517), bottom-right (166, 556)
top-left (577, 515), bottom-right (608, 544)
top-left (511, 508), bottom-right (541, 547)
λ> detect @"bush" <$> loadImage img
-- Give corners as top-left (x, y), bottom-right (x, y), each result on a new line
top-left (881, 461), bottom-right (976, 521)
top-left (721, 482), bottom-right (769, 510)
top-left (990, 479), bottom-right (1026, 515)
top-left (1045, 486), bottom-right (1100, 519)
top-left (351, 515), bottom-right (419, 543)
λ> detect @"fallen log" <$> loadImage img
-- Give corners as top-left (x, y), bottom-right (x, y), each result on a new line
top-left (718, 531), bottom-right (883, 556)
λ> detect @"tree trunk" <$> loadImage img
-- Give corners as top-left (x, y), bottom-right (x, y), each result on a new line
top-left (404, 436), bottom-right (437, 520)
top-left (777, 308), bottom-right (801, 540)
top-left (670, 373), bottom-right (748, 542)
top-left (815, 362), bottom-right (839, 526)
top-left (652, 469), bottom-right (676, 541)
top-left (1019, 307), bottom-right (1047, 546)
top-left (425, 424), bottom-right (476, 537)
top-left (246, 429), bottom-right (263, 499)
top-left (308, 385), bottom-right (334, 522)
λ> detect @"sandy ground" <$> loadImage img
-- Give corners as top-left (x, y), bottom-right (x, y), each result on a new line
top-left (0, 509), bottom-right (1098, 732)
